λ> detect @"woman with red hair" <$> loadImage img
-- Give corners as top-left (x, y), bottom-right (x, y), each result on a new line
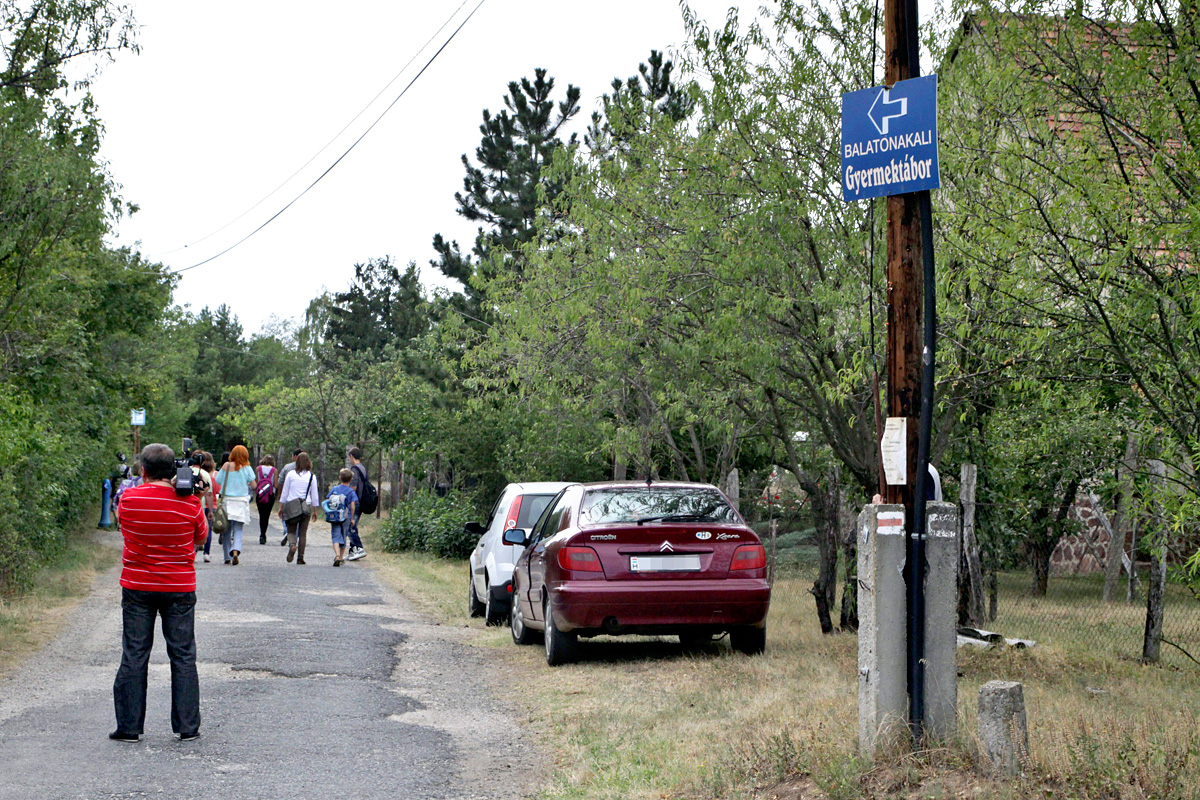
top-left (214, 445), bottom-right (257, 565)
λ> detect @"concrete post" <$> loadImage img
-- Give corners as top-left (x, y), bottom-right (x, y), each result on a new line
top-left (924, 501), bottom-right (959, 741)
top-left (978, 681), bottom-right (1029, 776)
top-left (858, 504), bottom-right (909, 758)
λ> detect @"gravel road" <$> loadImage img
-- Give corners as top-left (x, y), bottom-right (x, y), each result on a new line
top-left (0, 513), bottom-right (537, 800)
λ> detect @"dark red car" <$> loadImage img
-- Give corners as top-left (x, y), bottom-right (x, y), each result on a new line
top-left (504, 481), bottom-right (771, 665)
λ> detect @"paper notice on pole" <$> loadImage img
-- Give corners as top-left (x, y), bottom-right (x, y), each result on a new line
top-left (130, 408), bottom-right (146, 427)
top-left (881, 417), bottom-right (907, 485)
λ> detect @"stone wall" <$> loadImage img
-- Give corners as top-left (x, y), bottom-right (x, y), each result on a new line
top-left (1049, 495), bottom-right (1112, 576)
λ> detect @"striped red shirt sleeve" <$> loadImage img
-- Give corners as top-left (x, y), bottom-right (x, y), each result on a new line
top-left (118, 483), bottom-right (207, 592)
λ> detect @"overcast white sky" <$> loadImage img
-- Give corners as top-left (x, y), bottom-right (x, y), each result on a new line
top-left (89, 0), bottom-right (757, 336)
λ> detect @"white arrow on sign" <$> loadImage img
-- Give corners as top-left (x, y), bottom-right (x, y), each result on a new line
top-left (868, 87), bottom-right (907, 135)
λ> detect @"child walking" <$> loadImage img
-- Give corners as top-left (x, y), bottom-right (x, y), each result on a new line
top-left (323, 469), bottom-right (359, 567)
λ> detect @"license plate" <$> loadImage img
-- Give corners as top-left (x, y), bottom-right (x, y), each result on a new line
top-left (630, 554), bottom-right (701, 572)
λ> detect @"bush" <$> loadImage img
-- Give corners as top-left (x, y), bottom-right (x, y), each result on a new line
top-left (379, 490), bottom-right (477, 559)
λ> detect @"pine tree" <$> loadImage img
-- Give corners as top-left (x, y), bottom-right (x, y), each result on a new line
top-left (586, 50), bottom-right (694, 153)
top-left (431, 68), bottom-right (581, 319)
top-left (325, 257), bottom-right (429, 358)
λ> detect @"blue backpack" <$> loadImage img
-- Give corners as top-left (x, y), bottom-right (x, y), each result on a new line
top-left (323, 491), bottom-right (349, 523)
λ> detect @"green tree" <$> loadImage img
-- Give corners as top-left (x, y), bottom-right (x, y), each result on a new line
top-left (937, 0), bottom-right (1200, 590)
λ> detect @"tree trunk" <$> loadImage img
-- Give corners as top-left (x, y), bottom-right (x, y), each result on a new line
top-left (1142, 460), bottom-right (1167, 663)
top-left (1103, 435), bottom-right (1138, 602)
top-left (958, 463), bottom-right (987, 626)
top-left (1030, 538), bottom-right (1053, 597)
top-left (1028, 478), bottom-right (1080, 597)
top-left (808, 471), bottom-right (840, 635)
top-left (838, 486), bottom-right (858, 632)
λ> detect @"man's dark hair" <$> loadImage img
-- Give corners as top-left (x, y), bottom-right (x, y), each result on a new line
top-left (349, 447), bottom-right (363, 461)
top-left (292, 448), bottom-right (304, 457)
top-left (190, 451), bottom-right (205, 467)
top-left (140, 444), bottom-right (176, 480)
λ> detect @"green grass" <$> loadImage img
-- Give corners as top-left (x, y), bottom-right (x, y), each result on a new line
top-left (364, 512), bottom-right (1200, 800)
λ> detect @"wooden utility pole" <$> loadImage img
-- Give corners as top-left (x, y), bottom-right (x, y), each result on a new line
top-left (883, 0), bottom-right (937, 745)
top-left (882, 0), bottom-right (924, 510)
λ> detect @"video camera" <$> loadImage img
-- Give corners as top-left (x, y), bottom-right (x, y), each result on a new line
top-left (174, 437), bottom-right (198, 497)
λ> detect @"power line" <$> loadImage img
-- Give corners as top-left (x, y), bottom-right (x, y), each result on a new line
top-left (170, 0), bottom-right (490, 276)
top-left (148, 0), bottom-right (475, 262)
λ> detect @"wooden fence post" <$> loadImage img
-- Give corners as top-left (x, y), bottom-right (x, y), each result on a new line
top-left (1104, 434), bottom-right (1138, 602)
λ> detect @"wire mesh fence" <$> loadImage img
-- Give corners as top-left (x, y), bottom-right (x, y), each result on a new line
top-left (747, 499), bottom-right (1200, 670)
top-left (985, 571), bottom-right (1200, 668)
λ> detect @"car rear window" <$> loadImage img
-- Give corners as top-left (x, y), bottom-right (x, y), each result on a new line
top-left (579, 487), bottom-right (741, 525)
top-left (517, 494), bottom-right (556, 528)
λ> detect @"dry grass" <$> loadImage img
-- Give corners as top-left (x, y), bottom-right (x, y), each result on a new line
top-left (0, 528), bottom-right (119, 680)
top-left (362, 520), bottom-right (1200, 799)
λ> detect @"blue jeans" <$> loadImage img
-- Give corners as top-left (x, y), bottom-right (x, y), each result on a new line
top-left (330, 521), bottom-right (348, 545)
top-left (348, 510), bottom-right (363, 550)
top-left (223, 520), bottom-right (244, 561)
top-left (202, 508), bottom-right (213, 555)
top-left (113, 588), bottom-right (200, 735)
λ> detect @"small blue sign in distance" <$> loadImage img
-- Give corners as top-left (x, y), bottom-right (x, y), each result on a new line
top-left (841, 74), bottom-right (940, 202)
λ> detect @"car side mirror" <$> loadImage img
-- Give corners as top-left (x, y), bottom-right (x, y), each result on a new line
top-left (464, 521), bottom-right (486, 535)
top-left (502, 528), bottom-right (528, 546)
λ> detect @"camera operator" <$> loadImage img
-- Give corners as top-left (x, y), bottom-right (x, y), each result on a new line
top-left (182, 451), bottom-right (216, 562)
top-left (110, 443), bottom-right (207, 743)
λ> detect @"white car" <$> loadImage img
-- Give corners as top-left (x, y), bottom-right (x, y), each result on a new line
top-left (467, 482), bottom-right (571, 625)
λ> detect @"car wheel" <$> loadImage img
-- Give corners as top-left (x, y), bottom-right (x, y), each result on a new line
top-left (468, 569), bottom-right (485, 618)
top-left (510, 594), bottom-right (539, 645)
top-left (483, 575), bottom-right (506, 626)
top-left (730, 625), bottom-right (766, 655)
top-left (544, 596), bottom-right (578, 667)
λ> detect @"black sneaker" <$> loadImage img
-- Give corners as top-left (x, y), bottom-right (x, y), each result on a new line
top-left (259, 534), bottom-right (266, 545)
top-left (280, 536), bottom-right (288, 546)
top-left (178, 731), bottom-right (200, 741)
top-left (109, 731), bottom-right (139, 743)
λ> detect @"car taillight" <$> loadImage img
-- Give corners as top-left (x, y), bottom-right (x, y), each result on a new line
top-left (731, 544), bottom-right (766, 571)
top-left (506, 495), bottom-right (523, 531)
top-left (558, 546), bottom-right (603, 573)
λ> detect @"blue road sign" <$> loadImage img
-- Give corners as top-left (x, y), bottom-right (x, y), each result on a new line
top-left (841, 74), bottom-right (940, 202)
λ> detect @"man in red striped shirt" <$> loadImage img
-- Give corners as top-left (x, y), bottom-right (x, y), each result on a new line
top-left (110, 443), bottom-right (207, 743)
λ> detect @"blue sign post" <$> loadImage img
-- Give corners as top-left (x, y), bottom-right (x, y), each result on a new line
top-left (841, 74), bottom-right (940, 202)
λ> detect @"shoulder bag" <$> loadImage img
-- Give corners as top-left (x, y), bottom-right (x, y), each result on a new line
top-left (281, 474), bottom-right (314, 522)
top-left (212, 465), bottom-right (230, 540)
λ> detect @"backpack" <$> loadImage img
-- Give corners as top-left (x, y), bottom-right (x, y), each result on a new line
top-left (355, 463), bottom-right (378, 515)
top-left (323, 491), bottom-right (348, 523)
top-left (256, 466), bottom-right (275, 503)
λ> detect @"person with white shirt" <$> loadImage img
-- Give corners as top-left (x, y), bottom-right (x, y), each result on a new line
top-left (277, 452), bottom-right (320, 565)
